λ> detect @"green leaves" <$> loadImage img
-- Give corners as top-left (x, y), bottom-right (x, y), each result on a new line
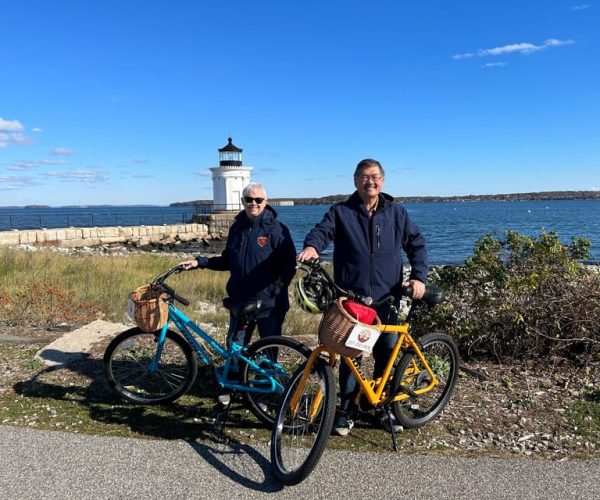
top-left (414, 230), bottom-right (599, 362)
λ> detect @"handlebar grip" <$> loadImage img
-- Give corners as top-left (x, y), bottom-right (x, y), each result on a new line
top-left (158, 283), bottom-right (190, 307)
top-left (172, 293), bottom-right (190, 307)
top-left (403, 285), bottom-right (445, 305)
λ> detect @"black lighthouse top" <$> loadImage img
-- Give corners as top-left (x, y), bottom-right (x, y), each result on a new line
top-left (218, 137), bottom-right (243, 167)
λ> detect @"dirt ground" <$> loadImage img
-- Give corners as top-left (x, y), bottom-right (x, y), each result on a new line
top-left (1, 323), bottom-right (599, 459)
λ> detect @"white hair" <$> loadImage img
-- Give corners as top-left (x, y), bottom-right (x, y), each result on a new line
top-left (242, 182), bottom-right (267, 199)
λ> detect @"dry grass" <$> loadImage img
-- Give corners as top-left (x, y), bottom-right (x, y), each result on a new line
top-left (0, 247), bottom-right (320, 340)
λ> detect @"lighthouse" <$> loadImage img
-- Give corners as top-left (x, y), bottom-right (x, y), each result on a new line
top-left (210, 137), bottom-right (253, 211)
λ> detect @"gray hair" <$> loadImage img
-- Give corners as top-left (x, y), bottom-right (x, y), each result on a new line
top-left (242, 182), bottom-right (267, 199)
top-left (353, 159), bottom-right (385, 179)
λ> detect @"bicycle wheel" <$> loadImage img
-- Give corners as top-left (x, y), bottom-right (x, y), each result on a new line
top-left (391, 332), bottom-right (459, 428)
top-left (271, 359), bottom-right (336, 486)
top-left (242, 336), bottom-right (312, 426)
top-left (103, 327), bottom-right (197, 404)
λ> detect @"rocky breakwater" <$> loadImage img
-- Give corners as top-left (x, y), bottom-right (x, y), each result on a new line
top-left (0, 223), bottom-right (228, 252)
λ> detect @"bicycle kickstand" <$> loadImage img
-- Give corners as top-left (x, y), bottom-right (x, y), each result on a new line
top-left (383, 404), bottom-right (399, 452)
top-left (214, 392), bottom-right (237, 434)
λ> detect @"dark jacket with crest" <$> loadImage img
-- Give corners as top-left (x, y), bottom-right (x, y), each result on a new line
top-left (197, 205), bottom-right (296, 314)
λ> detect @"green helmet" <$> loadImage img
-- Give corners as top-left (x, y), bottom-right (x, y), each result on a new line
top-left (294, 270), bottom-right (335, 314)
top-left (294, 278), bottom-right (322, 314)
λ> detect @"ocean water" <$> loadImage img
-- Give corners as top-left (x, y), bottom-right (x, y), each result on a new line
top-left (2, 200), bottom-right (599, 265)
top-left (275, 200), bottom-right (600, 265)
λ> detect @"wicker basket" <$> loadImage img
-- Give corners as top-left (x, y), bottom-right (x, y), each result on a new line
top-left (129, 284), bottom-right (169, 332)
top-left (318, 298), bottom-right (381, 358)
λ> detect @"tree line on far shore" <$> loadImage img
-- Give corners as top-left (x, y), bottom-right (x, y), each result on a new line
top-left (171, 190), bottom-right (600, 207)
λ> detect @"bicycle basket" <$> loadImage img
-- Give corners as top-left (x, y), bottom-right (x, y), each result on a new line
top-left (318, 298), bottom-right (381, 358)
top-left (128, 284), bottom-right (169, 332)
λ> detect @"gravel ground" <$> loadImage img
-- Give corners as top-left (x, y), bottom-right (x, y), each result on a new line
top-left (1, 321), bottom-right (599, 460)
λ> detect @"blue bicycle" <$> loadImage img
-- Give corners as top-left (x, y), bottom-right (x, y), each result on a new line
top-left (103, 265), bottom-right (311, 426)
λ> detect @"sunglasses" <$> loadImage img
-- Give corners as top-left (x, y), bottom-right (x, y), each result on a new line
top-left (243, 196), bottom-right (265, 204)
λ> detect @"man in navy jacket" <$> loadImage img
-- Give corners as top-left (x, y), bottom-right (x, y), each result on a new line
top-left (298, 159), bottom-right (428, 436)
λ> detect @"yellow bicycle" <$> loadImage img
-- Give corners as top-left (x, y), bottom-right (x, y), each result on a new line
top-left (270, 260), bottom-right (459, 485)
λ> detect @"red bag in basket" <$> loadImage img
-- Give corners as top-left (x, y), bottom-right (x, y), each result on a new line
top-left (342, 300), bottom-right (378, 325)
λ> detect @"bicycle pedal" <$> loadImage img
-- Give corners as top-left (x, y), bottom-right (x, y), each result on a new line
top-left (397, 385), bottom-right (418, 398)
top-left (216, 393), bottom-right (232, 406)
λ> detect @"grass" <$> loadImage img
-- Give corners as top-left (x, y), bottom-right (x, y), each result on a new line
top-left (1, 247), bottom-right (599, 459)
top-left (0, 247), bottom-right (321, 338)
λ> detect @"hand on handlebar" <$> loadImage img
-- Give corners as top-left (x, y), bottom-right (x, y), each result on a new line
top-left (179, 259), bottom-right (198, 270)
top-left (297, 246), bottom-right (319, 263)
top-left (406, 279), bottom-right (425, 300)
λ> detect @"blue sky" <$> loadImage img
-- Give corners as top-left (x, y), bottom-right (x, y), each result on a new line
top-left (1, 1), bottom-right (598, 206)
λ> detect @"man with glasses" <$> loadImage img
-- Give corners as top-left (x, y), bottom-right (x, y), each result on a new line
top-left (298, 158), bottom-right (428, 436)
top-left (181, 182), bottom-right (297, 404)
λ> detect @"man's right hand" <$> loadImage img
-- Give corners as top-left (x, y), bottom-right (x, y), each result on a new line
top-left (297, 246), bottom-right (319, 263)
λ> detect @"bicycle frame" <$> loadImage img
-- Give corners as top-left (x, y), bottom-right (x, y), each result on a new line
top-left (290, 321), bottom-right (440, 417)
top-left (151, 301), bottom-right (286, 395)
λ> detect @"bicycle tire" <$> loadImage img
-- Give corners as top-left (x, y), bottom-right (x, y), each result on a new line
top-left (242, 336), bottom-right (312, 426)
top-left (103, 327), bottom-right (198, 404)
top-left (391, 332), bottom-right (459, 428)
top-left (270, 359), bottom-right (336, 486)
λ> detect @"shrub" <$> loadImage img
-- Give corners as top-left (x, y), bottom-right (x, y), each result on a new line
top-left (413, 231), bottom-right (600, 362)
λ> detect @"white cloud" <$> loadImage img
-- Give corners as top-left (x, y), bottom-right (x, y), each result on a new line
top-left (0, 118), bottom-right (32, 148)
top-left (453, 38), bottom-right (574, 60)
top-left (571, 4), bottom-right (590, 10)
top-left (452, 52), bottom-right (475, 60)
top-left (194, 170), bottom-right (213, 177)
top-left (32, 127), bottom-right (43, 132)
top-left (7, 159), bottom-right (69, 170)
top-left (0, 174), bottom-right (39, 190)
top-left (39, 159), bottom-right (69, 165)
top-left (8, 161), bottom-right (36, 170)
top-left (0, 118), bottom-right (24, 133)
top-left (482, 62), bottom-right (507, 68)
top-left (133, 158), bottom-right (149, 164)
top-left (60, 169), bottom-right (109, 183)
top-left (51, 147), bottom-right (76, 156)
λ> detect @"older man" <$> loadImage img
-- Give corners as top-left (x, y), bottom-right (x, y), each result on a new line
top-left (298, 159), bottom-right (428, 436)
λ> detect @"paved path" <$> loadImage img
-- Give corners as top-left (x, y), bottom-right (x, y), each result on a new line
top-left (2, 425), bottom-right (599, 499)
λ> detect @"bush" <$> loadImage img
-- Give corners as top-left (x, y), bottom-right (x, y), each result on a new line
top-left (413, 231), bottom-right (600, 362)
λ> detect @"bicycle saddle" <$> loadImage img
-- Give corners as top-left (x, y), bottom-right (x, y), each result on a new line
top-left (223, 297), bottom-right (262, 318)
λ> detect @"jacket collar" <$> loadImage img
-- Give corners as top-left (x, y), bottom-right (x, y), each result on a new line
top-left (235, 204), bottom-right (278, 227)
top-left (348, 191), bottom-right (394, 211)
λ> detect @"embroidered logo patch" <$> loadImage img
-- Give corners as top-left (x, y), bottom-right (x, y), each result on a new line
top-left (257, 236), bottom-right (268, 247)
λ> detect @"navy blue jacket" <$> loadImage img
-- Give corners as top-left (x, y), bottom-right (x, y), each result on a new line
top-left (197, 206), bottom-right (296, 313)
top-left (304, 192), bottom-right (428, 301)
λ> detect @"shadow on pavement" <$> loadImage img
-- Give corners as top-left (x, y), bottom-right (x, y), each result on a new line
top-left (13, 350), bottom-right (285, 493)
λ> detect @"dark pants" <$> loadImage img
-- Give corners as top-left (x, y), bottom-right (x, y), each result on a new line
top-left (339, 302), bottom-right (399, 415)
top-left (227, 308), bottom-right (286, 346)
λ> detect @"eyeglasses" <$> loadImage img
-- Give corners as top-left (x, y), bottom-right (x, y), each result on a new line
top-left (243, 196), bottom-right (265, 204)
top-left (356, 174), bottom-right (383, 183)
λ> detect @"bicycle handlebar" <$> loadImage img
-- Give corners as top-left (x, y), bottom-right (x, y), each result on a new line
top-left (150, 265), bottom-right (190, 306)
top-left (299, 259), bottom-right (445, 307)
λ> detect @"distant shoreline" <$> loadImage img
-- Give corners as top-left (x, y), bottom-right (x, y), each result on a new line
top-left (2, 191), bottom-right (599, 210)
top-left (171, 190), bottom-right (600, 207)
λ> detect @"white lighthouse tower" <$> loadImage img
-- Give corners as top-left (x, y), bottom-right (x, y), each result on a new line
top-left (210, 137), bottom-right (252, 211)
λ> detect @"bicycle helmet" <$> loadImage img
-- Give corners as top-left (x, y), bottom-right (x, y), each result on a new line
top-left (294, 272), bottom-right (335, 314)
